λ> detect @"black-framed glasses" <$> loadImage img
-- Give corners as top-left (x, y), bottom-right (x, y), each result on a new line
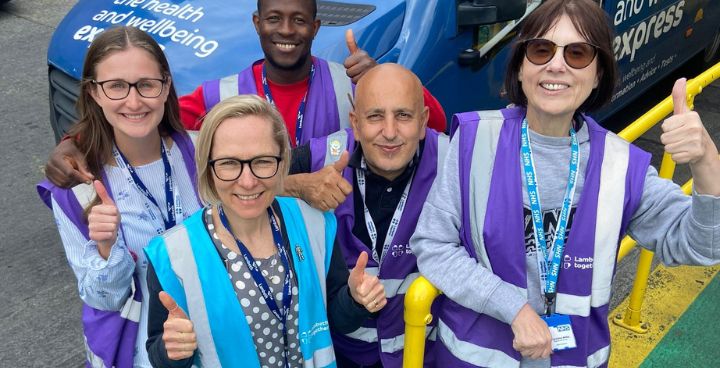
top-left (209, 156), bottom-right (282, 181)
top-left (92, 78), bottom-right (167, 100)
top-left (523, 38), bottom-right (599, 69)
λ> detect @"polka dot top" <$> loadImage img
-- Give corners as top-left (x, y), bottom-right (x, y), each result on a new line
top-left (203, 207), bottom-right (303, 367)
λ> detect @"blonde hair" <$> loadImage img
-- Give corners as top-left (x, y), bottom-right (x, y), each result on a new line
top-left (195, 95), bottom-right (291, 205)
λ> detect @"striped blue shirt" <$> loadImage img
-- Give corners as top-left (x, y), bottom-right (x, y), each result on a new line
top-left (51, 140), bottom-right (201, 367)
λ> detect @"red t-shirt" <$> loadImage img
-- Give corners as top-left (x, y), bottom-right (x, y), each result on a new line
top-left (178, 63), bottom-right (447, 136)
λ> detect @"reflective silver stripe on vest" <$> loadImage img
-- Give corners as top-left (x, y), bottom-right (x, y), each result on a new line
top-left (555, 292), bottom-right (590, 317)
top-left (436, 133), bottom-right (450, 180)
top-left (84, 337), bottom-right (106, 368)
top-left (345, 326), bottom-right (378, 343)
top-left (187, 130), bottom-right (199, 146)
top-left (327, 61), bottom-right (353, 130)
top-left (591, 133), bottom-right (629, 308)
top-left (553, 345), bottom-right (610, 368)
top-left (295, 198), bottom-right (329, 304)
top-left (304, 344), bottom-right (336, 368)
top-left (364, 266), bottom-right (379, 276)
top-left (219, 74), bottom-right (240, 102)
top-left (163, 226), bottom-right (222, 367)
top-left (72, 182), bottom-right (95, 209)
top-left (323, 129), bottom-right (350, 167)
top-left (381, 272), bottom-right (420, 298)
top-left (437, 318), bottom-right (519, 367)
top-left (119, 278), bottom-right (142, 323)
top-left (469, 110), bottom-right (505, 272)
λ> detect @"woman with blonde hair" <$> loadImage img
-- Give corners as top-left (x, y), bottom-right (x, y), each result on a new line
top-left (145, 95), bottom-right (383, 367)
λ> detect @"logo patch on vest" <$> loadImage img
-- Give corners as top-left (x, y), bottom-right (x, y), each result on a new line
top-left (563, 254), bottom-right (593, 270)
top-left (330, 139), bottom-right (342, 159)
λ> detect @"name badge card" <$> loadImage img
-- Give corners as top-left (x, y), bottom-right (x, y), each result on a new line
top-left (542, 314), bottom-right (577, 351)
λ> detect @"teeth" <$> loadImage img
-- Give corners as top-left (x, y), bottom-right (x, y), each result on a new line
top-left (123, 113), bottom-right (147, 119)
top-left (236, 193), bottom-right (261, 200)
top-left (542, 83), bottom-right (568, 91)
top-left (275, 43), bottom-right (296, 50)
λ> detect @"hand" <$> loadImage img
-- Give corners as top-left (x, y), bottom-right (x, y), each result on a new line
top-left (288, 151), bottom-right (353, 211)
top-left (160, 291), bottom-right (197, 361)
top-left (661, 78), bottom-right (720, 195)
top-left (88, 180), bottom-right (120, 259)
top-left (45, 137), bottom-right (93, 187)
top-left (348, 251), bottom-right (387, 313)
top-left (661, 78), bottom-right (717, 165)
top-left (343, 29), bottom-right (377, 84)
top-left (510, 304), bottom-right (552, 359)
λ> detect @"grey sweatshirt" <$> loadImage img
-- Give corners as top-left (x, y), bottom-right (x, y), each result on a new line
top-left (410, 121), bottom-right (720, 367)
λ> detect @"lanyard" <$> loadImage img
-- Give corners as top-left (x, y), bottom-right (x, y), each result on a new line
top-left (356, 157), bottom-right (414, 265)
top-left (262, 62), bottom-right (315, 147)
top-left (218, 205), bottom-right (292, 368)
top-left (520, 118), bottom-right (579, 315)
top-left (112, 139), bottom-right (182, 233)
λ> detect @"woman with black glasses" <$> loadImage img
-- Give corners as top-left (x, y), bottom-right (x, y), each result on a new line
top-left (144, 95), bottom-right (381, 367)
top-left (37, 26), bottom-right (201, 367)
top-left (411, 0), bottom-right (720, 367)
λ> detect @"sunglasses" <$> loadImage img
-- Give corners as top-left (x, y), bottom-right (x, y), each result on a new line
top-left (523, 38), bottom-right (599, 69)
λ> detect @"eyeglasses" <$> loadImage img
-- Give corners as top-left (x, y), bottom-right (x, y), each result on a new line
top-left (523, 38), bottom-right (599, 69)
top-left (92, 78), bottom-right (166, 100)
top-left (209, 156), bottom-right (282, 181)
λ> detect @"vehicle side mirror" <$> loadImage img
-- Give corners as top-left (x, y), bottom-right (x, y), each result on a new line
top-left (456, 0), bottom-right (526, 27)
top-left (456, 0), bottom-right (526, 68)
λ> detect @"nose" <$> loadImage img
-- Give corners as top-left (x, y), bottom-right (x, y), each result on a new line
top-left (277, 18), bottom-right (294, 37)
top-left (235, 163), bottom-right (259, 188)
top-left (381, 117), bottom-right (398, 141)
top-left (124, 86), bottom-right (144, 109)
top-left (546, 46), bottom-right (567, 72)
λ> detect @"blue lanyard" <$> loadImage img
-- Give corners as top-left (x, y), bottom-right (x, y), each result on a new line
top-left (218, 205), bottom-right (292, 367)
top-left (520, 118), bottom-right (579, 315)
top-left (113, 140), bottom-right (179, 231)
top-left (262, 62), bottom-right (315, 147)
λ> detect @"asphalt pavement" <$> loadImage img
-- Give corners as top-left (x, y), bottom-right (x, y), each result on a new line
top-left (0, 0), bottom-right (718, 366)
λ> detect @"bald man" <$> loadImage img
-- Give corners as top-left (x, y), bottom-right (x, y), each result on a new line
top-left (288, 64), bottom-right (449, 367)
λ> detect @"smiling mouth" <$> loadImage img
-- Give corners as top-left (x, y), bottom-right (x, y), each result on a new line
top-left (274, 42), bottom-right (297, 50)
top-left (235, 192), bottom-right (262, 200)
top-left (541, 83), bottom-right (569, 91)
top-left (121, 113), bottom-right (148, 120)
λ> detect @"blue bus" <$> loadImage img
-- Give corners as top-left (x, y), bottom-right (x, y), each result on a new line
top-left (47, 0), bottom-right (720, 141)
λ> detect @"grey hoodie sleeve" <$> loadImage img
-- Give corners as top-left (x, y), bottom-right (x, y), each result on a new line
top-left (410, 133), bottom-right (526, 325)
top-left (628, 166), bottom-right (720, 266)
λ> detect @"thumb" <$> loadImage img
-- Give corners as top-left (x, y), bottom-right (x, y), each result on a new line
top-left (332, 151), bottom-right (350, 172)
top-left (345, 28), bottom-right (358, 54)
top-left (159, 291), bottom-right (189, 319)
top-left (93, 180), bottom-right (114, 205)
top-left (672, 78), bottom-right (689, 115)
top-left (350, 251), bottom-right (369, 284)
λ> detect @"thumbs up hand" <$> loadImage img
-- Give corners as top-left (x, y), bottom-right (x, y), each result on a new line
top-left (661, 78), bottom-right (720, 195)
top-left (88, 180), bottom-right (120, 259)
top-left (343, 29), bottom-right (377, 84)
top-left (159, 291), bottom-right (197, 360)
top-left (348, 251), bottom-right (387, 313)
top-left (284, 151), bottom-right (353, 211)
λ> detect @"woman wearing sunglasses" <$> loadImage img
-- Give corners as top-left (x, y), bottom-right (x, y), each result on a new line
top-left (411, 0), bottom-right (720, 367)
top-left (144, 95), bottom-right (381, 367)
top-left (36, 26), bottom-right (202, 367)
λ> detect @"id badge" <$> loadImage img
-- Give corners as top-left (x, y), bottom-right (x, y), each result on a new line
top-left (541, 314), bottom-right (577, 351)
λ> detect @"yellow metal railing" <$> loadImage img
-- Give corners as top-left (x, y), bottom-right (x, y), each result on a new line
top-left (402, 61), bottom-right (720, 366)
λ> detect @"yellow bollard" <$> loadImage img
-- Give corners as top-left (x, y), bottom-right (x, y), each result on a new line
top-left (403, 276), bottom-right (440, 368)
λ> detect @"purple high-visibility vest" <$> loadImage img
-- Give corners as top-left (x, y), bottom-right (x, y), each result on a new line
top-left (201, 57), bottom-right (353, 145)
top-left (36, 131), bottom-right (199, 368)
top-left (432, 108), bottom-right (650, 368)
top-left (309, 128), bottom-right (449, 367)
